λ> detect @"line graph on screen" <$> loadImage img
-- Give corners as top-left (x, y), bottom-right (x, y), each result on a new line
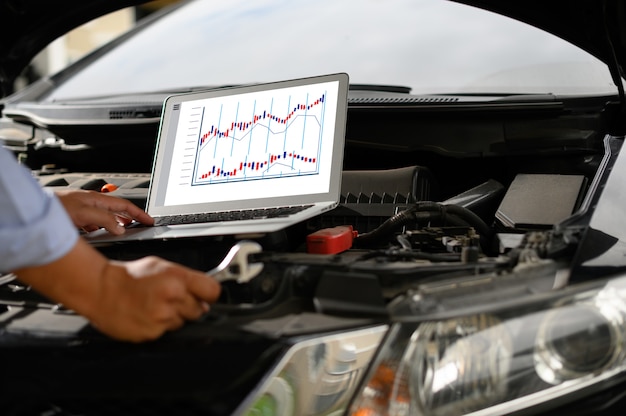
top-left (186, 88), bottom-right (328, 186)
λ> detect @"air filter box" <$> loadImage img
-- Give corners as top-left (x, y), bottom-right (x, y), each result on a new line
top-left (495, 173), bottom-right (586, 230)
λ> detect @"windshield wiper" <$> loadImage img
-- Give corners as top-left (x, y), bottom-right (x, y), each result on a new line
top-left (349, 84), bottom-right (412, 94)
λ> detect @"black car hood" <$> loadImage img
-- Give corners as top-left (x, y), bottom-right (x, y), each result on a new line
top-left (0, 0), bottom-right (625, 97)
top-left (451, 0), bottom-right (626, 94)
top-left (0, 0), bottom-right (148, 96)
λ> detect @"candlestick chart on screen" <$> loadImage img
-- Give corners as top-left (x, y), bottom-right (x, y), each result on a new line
top-left (182, 88), bottom-right (328, 187)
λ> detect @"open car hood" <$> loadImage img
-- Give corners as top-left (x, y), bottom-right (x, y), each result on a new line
top-left (0, 0), bottom-right (625, 97)
top-left (0, 0), bottom-right (148, 96)
top-left (451, 0), bottom-right (626, 94)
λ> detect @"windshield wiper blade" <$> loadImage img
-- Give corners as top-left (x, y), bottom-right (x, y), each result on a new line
top-left (349, 84), bottom-right (412, 94)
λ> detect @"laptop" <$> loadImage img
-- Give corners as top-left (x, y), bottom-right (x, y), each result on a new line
top-left (86, 73), bottom-right (349, 243)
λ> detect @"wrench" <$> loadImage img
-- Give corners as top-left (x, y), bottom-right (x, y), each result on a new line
top-left (207, 241), bottom-right (264, 284)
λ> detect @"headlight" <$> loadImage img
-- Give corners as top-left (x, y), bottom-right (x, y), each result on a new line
top-left (238, 325), bottom-right (388, 416)
top-left (348, 274), bottom-right (626, 415)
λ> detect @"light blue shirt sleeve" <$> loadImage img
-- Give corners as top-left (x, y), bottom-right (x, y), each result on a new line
top-left (0, 146), bottom-right (78, 273)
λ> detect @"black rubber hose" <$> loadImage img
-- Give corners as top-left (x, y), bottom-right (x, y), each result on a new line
top-left (417, 203), bottom-right (493, 241)
top-left (354, 206), bottom-right (422, 245)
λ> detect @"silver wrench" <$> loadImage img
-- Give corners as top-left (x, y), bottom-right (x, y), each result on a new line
top-left (207, 241), bottom-right (264, 283)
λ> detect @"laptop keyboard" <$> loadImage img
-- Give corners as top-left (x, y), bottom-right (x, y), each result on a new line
top-left (155, 204), bottom-right (314, 226)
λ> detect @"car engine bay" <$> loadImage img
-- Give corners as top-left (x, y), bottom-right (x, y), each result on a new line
top-left (0, 96), bottom-right (622, 415)
top-left (1, 145), bottom-right (595, 316)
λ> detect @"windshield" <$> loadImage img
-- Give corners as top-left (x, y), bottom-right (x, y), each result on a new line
top-left (44, 0), bottom-right (617, 102)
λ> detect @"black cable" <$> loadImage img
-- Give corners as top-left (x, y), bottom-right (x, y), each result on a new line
top-left (354, 201), bottom-right (494, 253)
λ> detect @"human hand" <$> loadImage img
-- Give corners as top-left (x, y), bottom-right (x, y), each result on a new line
top-left (89, 256), bottom-right (221, 342)
top-left (55, 189), bottom-right (154, 235)
top-left (15, 239), bottom-right (221, 343)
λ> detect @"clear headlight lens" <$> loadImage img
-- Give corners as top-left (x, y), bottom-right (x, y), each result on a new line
top-left (411, 315), bottom-right (512, 415)
top-left (349, 275), bottom-right (626, 416)
top-left (240, 325), bottom-right (388, 416)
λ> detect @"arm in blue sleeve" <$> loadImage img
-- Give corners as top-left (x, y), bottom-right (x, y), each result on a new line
top-left (0, 147), bottom-right (78, 272)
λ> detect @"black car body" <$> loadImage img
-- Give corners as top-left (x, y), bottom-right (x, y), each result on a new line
top-left (2, 0), bottom-right (626, 415)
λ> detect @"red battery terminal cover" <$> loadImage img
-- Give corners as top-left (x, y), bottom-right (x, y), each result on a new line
top-left (306, 225), bottom-right (358, 254)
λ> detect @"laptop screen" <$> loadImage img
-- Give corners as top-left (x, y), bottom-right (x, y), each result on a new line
top-left (146, 73), bottom-right (349, 217)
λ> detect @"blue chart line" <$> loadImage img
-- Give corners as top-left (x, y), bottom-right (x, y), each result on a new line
top-left (189, 91), bottom-right (326, 185)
